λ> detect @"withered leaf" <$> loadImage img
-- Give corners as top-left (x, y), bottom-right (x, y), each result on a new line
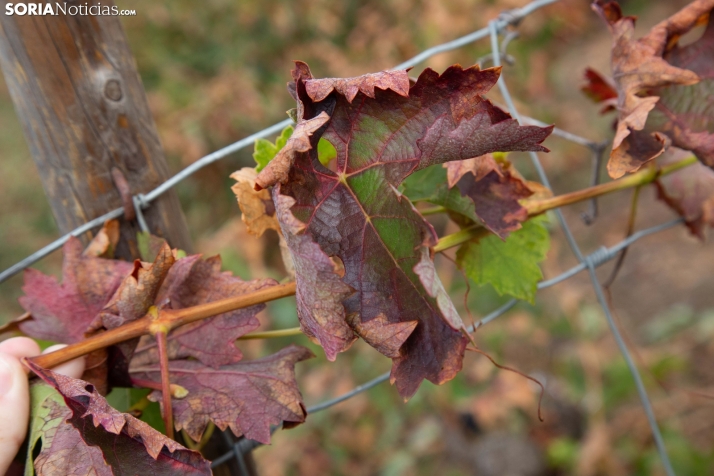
top-left (592, 0), bottom-right (714, 177)
top-left (273, 185), bottom-right (356, 361)
top-left (88, 243), bottom-right (175, 390)
top-left (302, 62), bottom-right (410, 103)
top-left (28, 362), bottom-right (211, 476)
top-left (656, 148), bottom-right (714, 238)
top-left (28, 385), bottom-right (113, 476)
top-left (137, 231), bottom-right (170, 262)
top-left (83, 220), bottom-right (121, 259)
top-left (131, 254), bottom-right (277, 368)
top-left (231, 167), bottom-right (280, 237)
top-left (98, 243), bottom-right (175, 330)
top-left (277, 62), bottom-right (551, 397)
top-left (255, 111), bottom-right (330, 190)
top-left (130, 345), bottom-right (314, 444)
top-left (19, 237), bottom-right (132, 344)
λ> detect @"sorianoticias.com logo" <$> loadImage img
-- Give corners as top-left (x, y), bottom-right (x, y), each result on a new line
top-left (4, 3), bottom-right (136, 16)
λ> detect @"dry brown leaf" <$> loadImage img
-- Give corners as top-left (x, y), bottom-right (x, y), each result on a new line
top-left (231, 167), bottom-right (280, 236)
top-left (303, 65), bottom-right (410, 103)
top-left (83, 220), bottom-right (121, 258)
top-left (593, 0), bottom-right (714, 177)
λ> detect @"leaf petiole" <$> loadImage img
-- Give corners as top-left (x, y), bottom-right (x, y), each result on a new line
top-left (237, 327), bottom-right (303, 340)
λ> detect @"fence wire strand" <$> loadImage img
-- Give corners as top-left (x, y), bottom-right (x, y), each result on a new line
top-left (0, 1), bottom-right (683, 474)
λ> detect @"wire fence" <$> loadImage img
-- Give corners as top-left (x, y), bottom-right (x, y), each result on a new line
top-left (0, 0), bottom-right (683, 474)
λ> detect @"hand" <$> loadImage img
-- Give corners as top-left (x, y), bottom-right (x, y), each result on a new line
top-left (0, 337), bottom-right (85, 474)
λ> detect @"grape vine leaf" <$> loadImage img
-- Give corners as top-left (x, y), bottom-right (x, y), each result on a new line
top-left (269, 61), bottom-right (552, 398)
top-left (655, 148), bottom-right (714, 238)
top-left (591, 0), bottom-right (714, 178)
top-left (18, 237), bottom-right (133, 344)
top-left (131, 254), bottom-right (277, 369)
top-left (27, 362), bottom-right (212, 476)
top-left (580, 67), bottom-right (617, 107)
top-left (231, 167), bottom-right (281, 237)
top-left (456, 215), bottom-right (550, 303)
top-left (130, 345), bottom-right (314, 444)
top-left (446, 155), bottom-right (535, 238)
top-left (26, 383), bottom-right (113, 476)
top-left (273, 185), bottom-right (357, 360)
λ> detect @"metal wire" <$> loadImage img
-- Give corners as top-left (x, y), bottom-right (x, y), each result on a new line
top-left (1, 0), bottom-right (687, 473)
top-left (0, 119), bottom-right (293, 284)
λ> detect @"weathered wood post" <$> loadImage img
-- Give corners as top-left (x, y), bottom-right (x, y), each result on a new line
top-left (0, 0), bottom-right (193, 259)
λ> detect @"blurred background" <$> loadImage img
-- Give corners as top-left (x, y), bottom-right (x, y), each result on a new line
top-left (1, 0), bottom-right (713, 474)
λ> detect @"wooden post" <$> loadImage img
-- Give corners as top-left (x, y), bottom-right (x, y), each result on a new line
top-left (0, 0), bottom-right (193, 259)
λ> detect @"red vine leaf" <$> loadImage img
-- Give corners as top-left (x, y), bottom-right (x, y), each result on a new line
top-left (592, 0), bottom-right (714, 178)
top-left (255, 112), bottom-right (330, 190)
top-left (27, 362), bottom-right (211, 475)
top-left (656, 148), bottom-right (714, 238)
top-left (131, 254), bottom-right (277, 369)
top-left (445, 155), bottom-right (534, 238)
top-left (581, 67), bottom-right (617, 105)
top-left (277, 62), bottom-right (551, 398)
top-left (273, 185), bottom-right (356, 360)
top-left (130, 345), bottom-right (314, 444)
top-left (18, 237), bottom-right (132, 344)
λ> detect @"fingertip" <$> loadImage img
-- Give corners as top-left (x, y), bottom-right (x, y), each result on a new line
top-left (42, 344), bottom-right (85, 379)
top-left (0, 337), bottom-right (41, 360)
top-left (0, 352), bottom-right (31, 474)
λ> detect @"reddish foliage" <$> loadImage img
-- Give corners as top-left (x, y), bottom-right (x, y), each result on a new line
top-left (28, 362), bottom-right (212, 476)
top-left (130, 345), bottom-right (314, 444)
top-left (273, 61), bottom-right (551, 397)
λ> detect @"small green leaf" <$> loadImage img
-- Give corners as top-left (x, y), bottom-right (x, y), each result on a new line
top-left (254, 126), bottom-right (294, 172)
top-left (456, 215), bottom-right (550, 303)
top-left (317, 138), bottom-right (337, 166)
top-left (402, 166), bottom-right (480, 223)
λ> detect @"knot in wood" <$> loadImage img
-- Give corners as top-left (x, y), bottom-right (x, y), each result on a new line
top-left (104, 79), bottom-right (123, 101)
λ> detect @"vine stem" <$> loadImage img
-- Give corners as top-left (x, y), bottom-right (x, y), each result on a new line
top-left (237, 327), bottom-right (303, 340)
top-left (30, 282), bottom-right (297, 370)
top-left (523, 155), bottom-right (696, 216)
top-left (156, 330), bottom-right (174, 440)
top-left (28, 155), bottom-right (696, 372)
